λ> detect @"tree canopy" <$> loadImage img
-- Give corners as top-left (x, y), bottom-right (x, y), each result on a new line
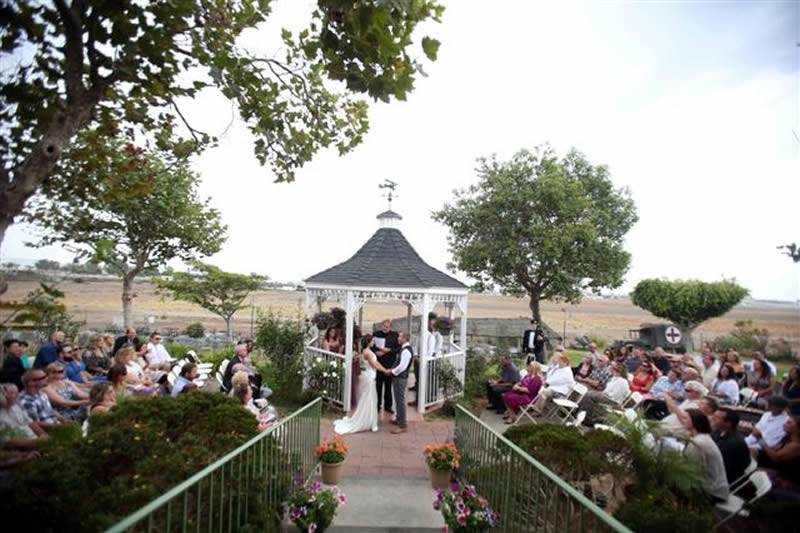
top-left (155, 261), bottom-right (266, 339)
top-left (0, 0), bottom-right (445, 260)
top-left (434, 145), bottom-right (638, 322)
top-left (631, 278), bottom-right (749, 350)
top-left (23, 135), bottom-right (226, 327)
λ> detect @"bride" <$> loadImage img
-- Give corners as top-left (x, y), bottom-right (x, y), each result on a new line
top-left (334, 334), bottom-right (388, 434)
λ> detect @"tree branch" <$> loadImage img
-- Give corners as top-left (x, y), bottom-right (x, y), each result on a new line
top-left (54, 0), bottom-right (86, 101)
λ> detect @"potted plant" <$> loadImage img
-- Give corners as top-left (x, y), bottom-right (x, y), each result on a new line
top-left (286, 476), bottom-right (347, 533)
top-left (435, 316), bottom-right (454, 336)
top-left (434, 481), bottom-right (499, 533)
top-left (423, 443), bottom-right (460, 489)
top-left (315, 436), bottom-right (349, 485)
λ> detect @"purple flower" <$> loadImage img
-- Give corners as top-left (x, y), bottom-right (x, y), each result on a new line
top-left (311, 481), bottom-right (322, 493)
top-left (450, 481), bottom-right (460, 493)
top-left (308, 523), bottom-right (317, 533)
top-left (433, 499), bottom-right (441, 511)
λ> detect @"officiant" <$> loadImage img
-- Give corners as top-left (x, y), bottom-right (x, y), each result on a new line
top-left (373, 319), bottom-right (399, 415)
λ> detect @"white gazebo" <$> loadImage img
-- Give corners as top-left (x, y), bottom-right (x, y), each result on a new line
top-left (304, 209), bottom-right (469, 414)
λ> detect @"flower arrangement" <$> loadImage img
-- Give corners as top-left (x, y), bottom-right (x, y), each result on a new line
top-left (307, 356), bottom-right (341, 398)
top-left (434, 481), bottom-right (499, 532)
top-left (286, 476), bottom-right (346, 533)
top-left (435, 316), bottom-right (454, 335)
top-left (315, 436), bottom-right (349, 464)
top-left (423, 443), bottom-right (461, 471)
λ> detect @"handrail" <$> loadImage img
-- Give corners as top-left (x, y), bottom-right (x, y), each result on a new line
top-left (105, 397), bottom-right (322, 533)
top-left (306, 345), bottom-right (345, 358)
top-left (455, 404), bottom-right (633, 533)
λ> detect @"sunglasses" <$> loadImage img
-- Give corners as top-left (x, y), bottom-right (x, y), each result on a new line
top-left (33, 375), bottom-right (47, 381)
top-left (154, 337), bottom-right (162, 341)
top-left (52, 369), bottom-right (65, 374)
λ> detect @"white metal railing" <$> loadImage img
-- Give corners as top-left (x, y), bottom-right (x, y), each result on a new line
top-left (422, 348), bottom-right (466, 409)
top-left (304, 345), bottom-right (346, 407)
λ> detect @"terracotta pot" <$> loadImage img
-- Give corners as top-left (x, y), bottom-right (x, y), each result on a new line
top-left (321, 461), bottom-right (343, 485)
top-left (429, 465), bottom-right (452, 490)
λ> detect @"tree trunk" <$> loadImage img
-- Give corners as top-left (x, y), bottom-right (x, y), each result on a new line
top-left (680, 325), bottom-right (696, 353)
top-left (122, 273), bottom-right (136, 328)
top-left (224, 316), bottom-right (233, 341)
top-left (528, 292), bottom-right (542, 323)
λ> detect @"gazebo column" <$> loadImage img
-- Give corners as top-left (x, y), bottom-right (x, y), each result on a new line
top-left (405, 303), bottom-right (412, 335)
top-left (344, 290), bottom-right (355, 413)
top-left (418, 293), bottom-right (431, 414)
top-left (459, 297), bottom-right (468, 350)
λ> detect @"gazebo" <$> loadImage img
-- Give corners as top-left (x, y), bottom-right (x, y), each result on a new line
top-left (304, 209), bottom-right (469, 414)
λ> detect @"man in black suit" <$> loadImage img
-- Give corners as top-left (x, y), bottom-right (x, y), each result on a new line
top-left (0, 339), bottom-right (28, 389)
top-left (711, 409), bottom-right (751, 486)
top-left (222, 343), bottom-right (263, 396)
top-left (522, 321), bottom-right (547, 364)
top-left (373, 319), bottom-right (399, 414)
top-left (112, 327), bottom-right (146, 357)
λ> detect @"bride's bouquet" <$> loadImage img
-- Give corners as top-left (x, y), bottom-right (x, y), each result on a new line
top-left (434, 481), bottom-right (499, 532)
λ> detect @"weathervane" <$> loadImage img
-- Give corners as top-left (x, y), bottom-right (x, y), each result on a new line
top-left (378, 179), bottom-right (398, 210)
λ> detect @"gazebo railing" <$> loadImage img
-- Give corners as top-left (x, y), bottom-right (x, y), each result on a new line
top-left (304, 345), bottom-right (345, 407)
top-left (422, 347), bottom-right (466, 410)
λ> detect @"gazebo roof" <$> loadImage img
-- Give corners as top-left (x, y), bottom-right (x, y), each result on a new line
top-left (305, 212), bottom-right (466, 290)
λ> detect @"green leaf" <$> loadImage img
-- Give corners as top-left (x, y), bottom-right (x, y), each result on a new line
top-left (421, 36), bottom-right (440, 61)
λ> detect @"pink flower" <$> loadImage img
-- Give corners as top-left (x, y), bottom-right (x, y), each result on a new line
top-left (457, 514), bottom-right (467, 526)
top-left (308, 523), bottom-right (317, 533)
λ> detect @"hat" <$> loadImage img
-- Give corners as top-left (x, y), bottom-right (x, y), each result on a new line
top-left (3, 338), bottom-right (28, 348)
top-left (684, 381), bottom-right (708, 395)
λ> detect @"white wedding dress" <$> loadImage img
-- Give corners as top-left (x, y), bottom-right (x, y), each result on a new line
top-left (333, 350), bottom-right (379, 434)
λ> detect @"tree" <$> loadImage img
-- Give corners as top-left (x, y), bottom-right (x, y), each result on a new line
top-left (630, 278), bottom-right (749, 351)
top-left (24, 137), bottom-right (226, 327)
top-left (155, 261), bottom-right (265, 339)
top-left (0, 1), bottom-right (445, 266)
top-left (778, 243), bottom-right (800, 263)
top-left (35, 259), bottom-right (62, 271)
top-left (434, 145), bottom-right (638, 323)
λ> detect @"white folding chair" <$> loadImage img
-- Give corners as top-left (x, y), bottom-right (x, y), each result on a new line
top-left (552, 383), bottom-right (588, 424)
top-left (714, 470), bottom-right (771, 529)
top-left (511, 395), bottom-right (541, 426)
top-left (729, 459), bottom-right (758, 494)
top-left (739, 387), bottom-right (756, 406)
top-left (593, 423), bottom-right (625, 437)
top-left (218, 359), bottom-right (230, 375)
top-left (215, 371), bottom-right (226, 390)
top-left (623, 391), bottom-right (644, 409)
top-left (567, 410), bottom-right (586, 428)
top-left (167, 373), bottom-right (176, 385)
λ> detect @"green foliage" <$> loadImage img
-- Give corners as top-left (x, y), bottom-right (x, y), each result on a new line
top-left (306, 355), bottom-right (343, 399)
top-left (631, 278), bottom-right (748, 336)
top-left (162, 340), bottom-right (193, 359)
top-left (615, 491), bottom-right (714, 533)
top-left (778, 242), bottom-right (800, 263)
top-left (185, 322), bottom-right (206, 338)
top-left (434, 145), bottom-right (637, 322)
top-left (0, 0), bottom-right (444, 257)
top-left (255, 312), bottom-right (305, 403)
top-left (198, 346), bottom-right (236, 373)
top-left (0, 282), bottom-right (85, 340)
top-left (0, 393), bottom-right (282, 531)
top-left (34, 259), bottom-right (61, 271)
top-left (713, 319), bottom-right (769, 357)
top-left (464, 353), bottom-right (489, 401)
top-left (156, 261), bottom-right (264, 338)
top-left (436, 359), bottom-right (464, 400)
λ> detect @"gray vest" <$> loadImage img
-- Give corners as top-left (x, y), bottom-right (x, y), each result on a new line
top-left (396, 345), bottom-right (414, 379)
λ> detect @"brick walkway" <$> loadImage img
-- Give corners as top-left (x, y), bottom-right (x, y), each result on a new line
top-left (321, 411), bottom-right (455, 480)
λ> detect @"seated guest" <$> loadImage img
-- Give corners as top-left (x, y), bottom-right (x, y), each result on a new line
top-left (745, 351), bottom-right (777, 377)
top-left (723, 349), bottom-right (746, 384)
top-left (0, 383), bottom-right (46, 449)
top-left (88, 382), bottom-right (116, 416)
top-left (754, 415), bottom-right (800, 489)
top-left (684, 409), bottom-right (729, 502)
top-left (107, 364), bottom-right (130, 400)
top-left (501, 361), bottom-right (543, 422)
top-left (629, 358), bottom-right (658, 393)
top-left (144, 332), bottom-right (174, 370)
top-left (651, 347), bottom-right (672, 375)
top-left (222, 343), bottom-right (263, 394)
top-left (579, 354), bottom-right (612, 391)
top-left (659, 382), bottom-right (715, 436)
top-left (531, 351), bottom-right (575, 415)
top-left (747, 358), bottom-right (776, 408)
top-left (579, 363), bottom-right (631, 425)
top-left (42, 363), bottom-right (88, 421)
top-left (62, 345), bottom-right (97, 385)
top-left (0, 338), bottom-right (28, 389)
top-left (573, 354), bottom-right (594, 381)
top-left (711, 409), bottom-right (751, 486)
top-left (232, 383), bottom-right (273, 432)
top-left (83, 335), bottom-right (112, 376)
top-left (782, 366), bottom-right (800, 416)
top-left (485, 354), bottom-right (521, 414)
top-left (700, 351), bottom-right (720, 389)
top-left (625, 348), bottom-right (643, 374)
top-left (711, 364), bottom-right (740, 405)
top-left (17, 369), bottom-right (64, 429)
top-left (33, 330), bottom-right (64, 369)
top-left (171, 363), bottom-right (199, 397)
top-left (746, 396), bottom-right (789, 450)
top-left (114, 347), bottom-right (154, 392)
top-left (112, 327), bottom-right (147, 357)
top-left (643, 369), bottom-right (685, 420)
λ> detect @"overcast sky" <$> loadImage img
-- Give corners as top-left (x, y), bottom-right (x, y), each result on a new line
top-left (4, 1), bottom-right (799, 302)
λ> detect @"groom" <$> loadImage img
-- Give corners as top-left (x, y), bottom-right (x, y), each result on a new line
top-left (385, 331), bottom-right (413, 434)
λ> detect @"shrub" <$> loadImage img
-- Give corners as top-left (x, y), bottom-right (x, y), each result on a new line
top-left (464, 353), bottom-right (488, 400)
top-left (255, 312), bottom-right (305, 403)
top-left (712, 319), bottom-right (769, 357)
top-left (0, 393), bottom-right (281, 531)
top-left (185, 322), bottom-right (205, 338)
top-left (163, 340), bottom-right (193, 358)
top-left (615, 491), bottom-right (713, 533)
top-left (436, 360), bottom-right (464, 399)
top-left (199, 345), bottom-right (235, 372)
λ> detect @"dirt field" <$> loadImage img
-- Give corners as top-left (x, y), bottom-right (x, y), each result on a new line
top-left (3, 279), bottom-right (798, 348)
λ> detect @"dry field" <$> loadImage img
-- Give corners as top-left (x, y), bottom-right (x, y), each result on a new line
top-left (4, 279), bottom-right (798, 348)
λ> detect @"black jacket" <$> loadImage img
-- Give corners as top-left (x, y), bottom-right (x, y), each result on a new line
top-left (713, 430), bottom-right (751, 484)
top-left (0, 355), bottom-right (25, 389)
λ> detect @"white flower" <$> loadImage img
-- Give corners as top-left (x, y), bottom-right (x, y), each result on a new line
top-left (323, 372), bottom-right (329, 378)
top-left (316, 356), bottom-right (323, 363)
top-left (330, 361), bottom-right (337, 367)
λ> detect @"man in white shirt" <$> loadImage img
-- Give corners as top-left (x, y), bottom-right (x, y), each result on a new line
top-left (386, 332), bottom-right (414, 434)
top-left (0, 383), bottom-right (46, 449)
top-left (700, 351), bottom-right (720, 389)
top-left (745, 396), bottom-right (789, 450)
top-left (145, 332), bottom-right (174, 370)
top-left (531, 351), bottom-right (574, 414)
top-left (579, 363), bottom-right (630, 425)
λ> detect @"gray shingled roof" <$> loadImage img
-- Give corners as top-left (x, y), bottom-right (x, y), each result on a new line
top-left (305, 228), bottom-right (467, 289)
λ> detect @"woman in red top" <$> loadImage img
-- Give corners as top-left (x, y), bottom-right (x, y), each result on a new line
top-left (630, 359), bottom-right (658, 393)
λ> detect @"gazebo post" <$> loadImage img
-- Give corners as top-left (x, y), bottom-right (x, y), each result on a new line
top-left (344, 290), bottom-right (354, 413)
top-left (459, 298), bottom-right (468, 351)
top-left (405, 303), bottom-right (412, 336)
top-left (418, 293), bottom-right (431, 414)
